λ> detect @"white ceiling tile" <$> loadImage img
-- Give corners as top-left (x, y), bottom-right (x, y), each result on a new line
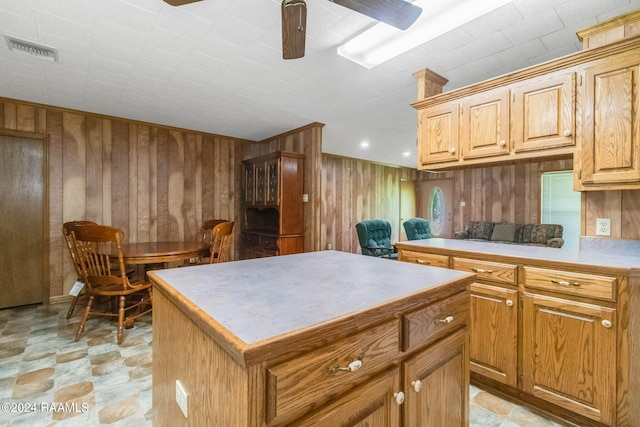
top-left (0, 9), bottom-right (38, 39)
top-left (501, 8), bottom-right (565, 45)
top-left (93, 19), bottom-right (148, 51)
top-left (96, 0), bottom-right (159, 34)
top-left (33, 8), bottom-right (93, 44)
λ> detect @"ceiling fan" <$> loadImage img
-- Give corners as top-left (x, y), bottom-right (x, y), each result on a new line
top-left (163, 0), bottom-right (422, 60)
top-left (283, 0), bottom-right (422, 59)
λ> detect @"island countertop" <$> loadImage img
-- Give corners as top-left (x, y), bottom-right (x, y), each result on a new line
top-left (148, 250), bottom-right (473, 365)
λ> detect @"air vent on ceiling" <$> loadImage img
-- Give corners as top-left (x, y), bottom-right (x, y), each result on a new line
top-left (4, 35), bottom-right (58, 62)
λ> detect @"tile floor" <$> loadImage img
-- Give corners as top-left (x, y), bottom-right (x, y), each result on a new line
top-left (0, 303), bottom-right (564, 426)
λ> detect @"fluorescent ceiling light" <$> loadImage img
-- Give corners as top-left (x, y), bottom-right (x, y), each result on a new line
top-left (338, 0), bottom-right (512, 68)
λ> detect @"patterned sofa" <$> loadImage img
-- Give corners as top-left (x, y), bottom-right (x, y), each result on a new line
top-left (453, 221), bottom-right (564, 248)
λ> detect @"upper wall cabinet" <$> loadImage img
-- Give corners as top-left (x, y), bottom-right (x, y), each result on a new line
top-left (511, 72), bottom-right (575, 153)
top-left (413, 10), bottom-right (640, 191)
top-left (418, 102), bottom-right (460, 166)
top-left (461, 89), bottom-right (510, 160)
top-left (414, 71), bottom-right (575, 170)
top-left (574, 48), bottom-right (640, 191)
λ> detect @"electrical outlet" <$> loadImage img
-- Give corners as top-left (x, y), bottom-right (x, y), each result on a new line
top-left (176, 380), bottom-right (189, 418)
top-left (596, 218), bottom-right (611, 236)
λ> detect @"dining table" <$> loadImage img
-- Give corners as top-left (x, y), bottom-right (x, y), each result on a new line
top-left (108, 241), bottom-right (210, 270)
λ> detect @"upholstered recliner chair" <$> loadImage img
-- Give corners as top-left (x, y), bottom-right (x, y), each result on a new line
top-left (403, 218), bottom-right (432, 241)
top-left (355, 219), bottom-right (397, 259)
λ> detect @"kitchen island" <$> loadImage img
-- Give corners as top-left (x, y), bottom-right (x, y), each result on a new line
top-left (396, 238), bottom-right (640, 427)
top-left (148, 250), bottom-right (475, 427)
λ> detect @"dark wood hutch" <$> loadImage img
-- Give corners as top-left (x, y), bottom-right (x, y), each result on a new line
top-left (241, 151), bottom-right (304, 258)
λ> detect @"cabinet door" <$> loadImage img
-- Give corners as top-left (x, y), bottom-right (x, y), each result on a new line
top-left (291, 367), bottom-right (402, 427)
top-left (522, 292), bottom-right (615, 425)
top-left (418, 102), bottom-right (460, 166)
top-left (244, 164), bottom-right (255, 204)
top-left (254, 161), bottom-right (266, 204)
top-left (461, 90), bottom-right (510, 159)
top-left (512, 73), bottom-right (575, 153)
top-left (470, 283), bottom-right (518, 387)
top-left (402, 328), bottom-right (469, 427)
top-left (265, 157), bottom-right (280, 206)
top-left (577, 50), bottom-right (640, 189)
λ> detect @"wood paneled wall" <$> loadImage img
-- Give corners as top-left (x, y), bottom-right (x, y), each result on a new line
top-left (320, 154), bottom-right (418, 254)
top-left (0, 97), bottom-right (249, 302)
top-left (416, 159), bottom-right (574, 233)
top-left (416, 158), bottom-right (640, 242)
top-left (584, 190), bottom-right (640, 240)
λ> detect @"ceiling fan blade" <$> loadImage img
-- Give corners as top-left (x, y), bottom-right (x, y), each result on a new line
top-left (330, 0), bottom-right (422, 30)
top-left (282, 0), bottom-right (307, 59)
top-left (163, 0), bottom-right (203, 6)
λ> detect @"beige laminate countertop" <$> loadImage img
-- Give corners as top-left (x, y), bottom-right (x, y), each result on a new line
top-left (148, 250), bottom-right (473, 347)
top-left (395, 238), bottom-right (640, 271)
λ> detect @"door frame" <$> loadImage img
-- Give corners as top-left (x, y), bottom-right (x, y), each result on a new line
top-left (1, 129), bottom-right (50, 306)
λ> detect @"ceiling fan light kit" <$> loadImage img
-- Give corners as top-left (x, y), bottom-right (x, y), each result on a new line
top-left (282, 0), bottom-right (307, 59)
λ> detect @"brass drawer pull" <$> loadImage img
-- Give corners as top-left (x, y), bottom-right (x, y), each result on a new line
top-left (434, 315), bottom-right (454, 324)
top-left (472, 268), bottom-right (493, 273)
top-left (331, 353), bottom-right (364, 373)
top-left (416, 259), bottom-right (430, 265)
top-left (551, 279), bottom-right (581, 287)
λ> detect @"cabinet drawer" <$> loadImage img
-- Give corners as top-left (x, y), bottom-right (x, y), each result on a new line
top-left (523, 266), bottom-right (616, 301)
top-left (243, 232), bottom-right (260, 245)
top-left (260, 235), bottom-right (279, 250)
top-left (403, 291), bottom-right (469, 353)
top-left (452, 257), bottom-right (517, 285)
top-left (400, 250), bottom-right (449, 268)
top-left (266, 319), bottom-right (400, 426)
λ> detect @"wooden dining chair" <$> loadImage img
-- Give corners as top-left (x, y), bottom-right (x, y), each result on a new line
top-left (62, 221), bottom-right (98, 319)
top-left (69, 224), bottom-right (152, 345)
top-left (198, 219), bottom-right (227, 263)
top-left (209, 221), bottom-right (234, 264)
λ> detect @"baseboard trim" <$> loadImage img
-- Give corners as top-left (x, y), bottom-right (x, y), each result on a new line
top-left (49, 295), bottom-right (72, 305)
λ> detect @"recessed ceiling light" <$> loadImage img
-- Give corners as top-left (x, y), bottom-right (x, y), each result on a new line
top-left (403, 151), bottom-right (411, 156)
top-left (360, 141), bottom-right (370, 148)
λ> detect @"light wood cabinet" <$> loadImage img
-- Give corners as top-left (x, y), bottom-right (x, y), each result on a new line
top-left (400, 249), bottom-right (449, 268)
top-left (413, 31), bottom-right (640, 173)
top-left (522, 292), bottom-right (616, 425)
top-left (511, 72), bottom-right (575, 153)
top-left (461, 89), bottom-right (510, 160)
top-left (292, 368), bottom-right (402, 426)
top-left (402, 328), bottom-right (469, 427)
top-left (450, 257), bottom-right (518, 387)
top-left (417, 102), bottom-right (460, 166)
top-left (575, 48), bottom-right (640, 190)
top-left (395, 239), bottom-right (636, 426)
top-left (414, 75), bottom-right (575, 169)
top-left (469, 283), bottom-right (518, 387)
top-left (242, 151), bottom-right (304, 258)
